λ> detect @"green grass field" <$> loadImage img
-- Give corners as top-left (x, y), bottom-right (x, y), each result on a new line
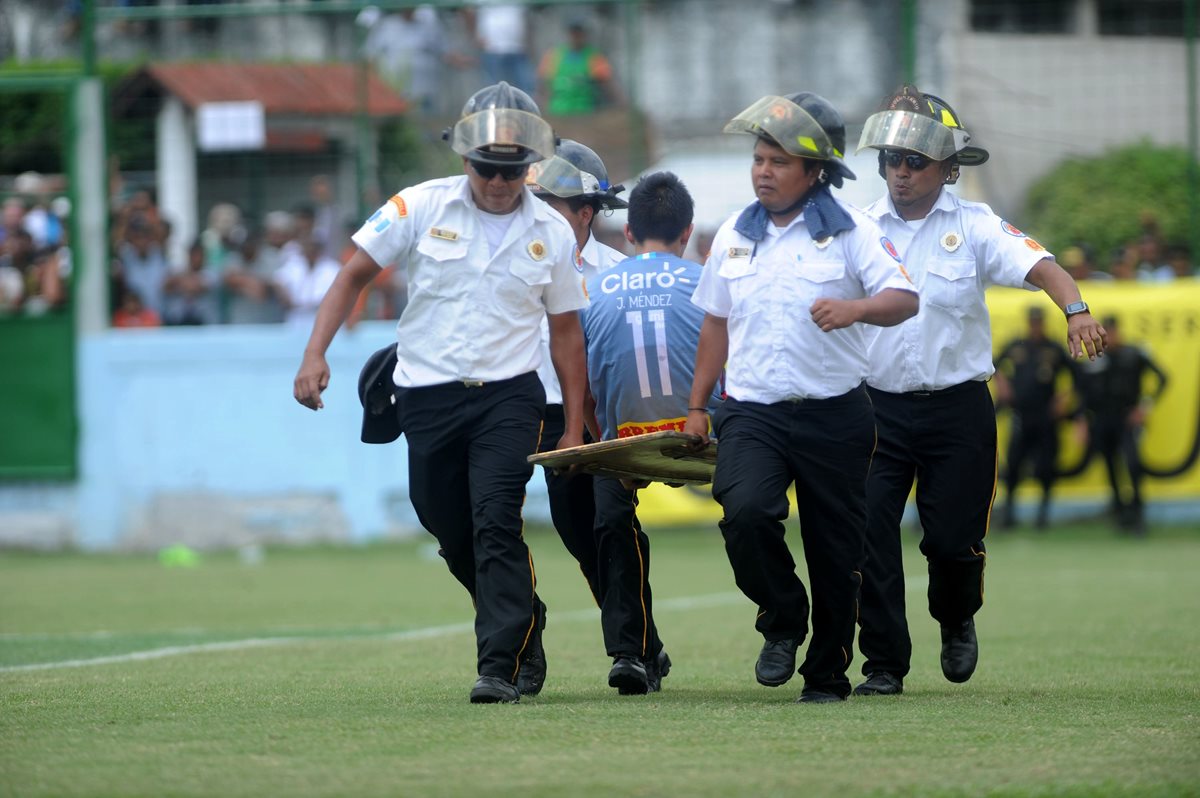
top-left (2, 522), bottom-right (1198, 797)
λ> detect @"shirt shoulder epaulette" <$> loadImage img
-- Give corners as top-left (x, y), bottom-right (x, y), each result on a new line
top-left (956, 197), bottom-right (996, 215)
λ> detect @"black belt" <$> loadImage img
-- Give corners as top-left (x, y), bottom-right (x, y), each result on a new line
top-left (415, 371), bottom-right (537, 392)
top-left (899, 381), bottom-right (985, 398)
top-left (779, 382), bottom-right (867, 406)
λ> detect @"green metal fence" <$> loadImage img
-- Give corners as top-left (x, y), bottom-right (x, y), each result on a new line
top-left (0, 75), bottom-right (82, 479)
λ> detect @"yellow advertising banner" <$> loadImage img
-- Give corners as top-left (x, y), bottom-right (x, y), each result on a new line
top-left (636, 279), bottom-right (1200, 527)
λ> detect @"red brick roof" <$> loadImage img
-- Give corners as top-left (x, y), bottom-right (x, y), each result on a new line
top-left (124, 62), bottom-right (408, 117)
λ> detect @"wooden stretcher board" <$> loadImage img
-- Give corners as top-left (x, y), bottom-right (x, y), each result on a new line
top-left (528, 430), bottom-right (717, 485)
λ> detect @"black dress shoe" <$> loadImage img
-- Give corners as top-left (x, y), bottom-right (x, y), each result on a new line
top-left (940, 618), bottom-right (978, 683)
top-left (516, 601), bottom-right (547, 696)
top-left (645, 649), bottom-right (672, 693)
top-left (853, 671), bottom-right (903, 696)
top-left (608, 656), bottom-right (649, 695)
top-left (470, 675), bottom-right (520, 704)
top-left (797, 687), bottom-right (847, 704)
top-left (755, 638), bottom-right (800, 687)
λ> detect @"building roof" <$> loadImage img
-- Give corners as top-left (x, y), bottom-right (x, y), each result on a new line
top-left (116, 62), bottom-right (408, 117)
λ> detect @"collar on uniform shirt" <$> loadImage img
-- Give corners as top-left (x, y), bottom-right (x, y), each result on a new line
top-left (733, 183), bottom-right (855, 244)
top-left (882, 185), bottom-right (959, 222)
top-left (577, 232), bottom-right (599, 269)
top-left (455, 175), bottom-right (559, 228)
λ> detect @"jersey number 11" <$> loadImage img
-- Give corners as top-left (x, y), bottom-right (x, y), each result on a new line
top-left (626, 309), bottom-right (672, 398)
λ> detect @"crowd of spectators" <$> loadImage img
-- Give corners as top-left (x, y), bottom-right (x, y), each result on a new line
top-left (106, 178), bottom-right (406, 330)
top-left (0, 172), bottom-right (72, 316)
top-left (360, 3), bottom-right (623, 119)
top-left (1059, 215), bottom-right (1196, 283)
top-left (2, 163), bottom-right (1194, 329)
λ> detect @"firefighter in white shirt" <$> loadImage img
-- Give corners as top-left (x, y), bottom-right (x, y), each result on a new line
top-left (852, 85), bottom-right (1107, 697)
top-left (293, 82), bottom-right (589, 705)
top-left (527, 138), bottom-right (627, 592)
top-left (683, 92), bottom-right (919, 704)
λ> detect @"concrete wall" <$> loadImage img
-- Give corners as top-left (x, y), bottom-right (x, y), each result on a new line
top-left (928, 4), bottom-right (1199, 217)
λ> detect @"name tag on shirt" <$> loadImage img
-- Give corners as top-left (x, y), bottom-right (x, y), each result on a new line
top-left (727, 247), bottom-right (751, 259)
top-left (429, 227), bottom-right (459, 241)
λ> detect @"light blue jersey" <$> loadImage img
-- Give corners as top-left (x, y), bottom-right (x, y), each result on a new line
top-left (582, 252), bottom-right (718, 441)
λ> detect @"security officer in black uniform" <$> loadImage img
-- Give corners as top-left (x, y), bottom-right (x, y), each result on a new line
top-left (1077, 315), bottom-right (1169, 535)
top-left (294, 82), bottom-right (588, 704)
top-left (993, 305), bottom-right (1080, 528)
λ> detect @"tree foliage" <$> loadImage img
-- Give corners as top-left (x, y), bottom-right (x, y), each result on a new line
top-left (0, 85), bottom-right (68, 175)
top-left (0, 62), bottom-right (155, 176)
top-left (1024, 142), bottom-right (1196, 269)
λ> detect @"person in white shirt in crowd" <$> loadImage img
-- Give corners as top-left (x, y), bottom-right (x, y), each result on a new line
top-left (293, 81), bottom-right (588, 705)
top-left (362, 4), bottom-right (472, 115)
top-left (684, 91), bottom-right (919, 704)
top-left (274, 234), bottom-right (341, 331)
top-left (467, 2), bottom-right (535, 94)
top-left (852, 84), bottom-right (1107, 698)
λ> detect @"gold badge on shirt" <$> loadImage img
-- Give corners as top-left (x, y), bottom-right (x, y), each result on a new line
top-left (528, 240), bottom-right (547, 260)
top-left (728, 247), bottom-right (751, 258)
top-left (429, 227), bottom-right (459, 241)
top-left (814, 236), bottom-right (834, 250)
top-left (940, 232), bottom-right (962, 253)
top-left (1025, 238), bottom-right (1046, 252)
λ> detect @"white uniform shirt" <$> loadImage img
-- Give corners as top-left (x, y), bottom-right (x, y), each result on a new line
top-left (536, 232), bottom-right (626, 405)
top-left (474, 3), bottom-right (526, 54)
top-left (862, 189), bottom-right (1049, 393)
top-left (352, 175), bottom-right (587, 388)
top-left (274, 251), bottom-right (341, 331)
top-left (692, 201), bottom-right (916, 403)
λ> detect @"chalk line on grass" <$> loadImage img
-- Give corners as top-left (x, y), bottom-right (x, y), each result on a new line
top-left (0, 592), bottom-right (746, 674)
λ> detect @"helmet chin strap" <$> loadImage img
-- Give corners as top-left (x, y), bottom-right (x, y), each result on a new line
top-left (767, 171), bottom-right (826, 219)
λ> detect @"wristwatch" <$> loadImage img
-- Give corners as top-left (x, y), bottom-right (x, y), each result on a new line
top-left (1064, 301), bottom-right (1090, 317)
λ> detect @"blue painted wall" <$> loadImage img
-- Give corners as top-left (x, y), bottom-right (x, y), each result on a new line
top-left (65, 321), bottom-right (551, 549)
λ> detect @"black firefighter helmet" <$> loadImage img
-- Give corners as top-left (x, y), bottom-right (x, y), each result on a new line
top-left (858, 84), bottom-right (990, 178)
top-left (526, 138), bottom-right (629, 210)
top-left (723, 91), bottom-right (857, 188)
top-left (445, 81), bottom-right (557, 166)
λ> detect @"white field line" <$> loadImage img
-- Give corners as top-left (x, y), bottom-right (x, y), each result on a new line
top-left (0, 591), bottom-right (746, 674)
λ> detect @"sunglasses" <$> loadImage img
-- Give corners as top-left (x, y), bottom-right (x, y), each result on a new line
top-left (882, 150), bottom-right (933, 171)
top-left (469, 161), bottom-right (529, 181)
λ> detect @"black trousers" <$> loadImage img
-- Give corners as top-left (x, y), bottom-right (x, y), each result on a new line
top-left (539, 405), bottom-right (601, 603)
top-left (1004, 411), bottom-right (1059, 500)
top-left (859, 381), bottom-right (995, 679)
top-left (592, 476), bottom-right (663, 661)
top-left (540, 406), bottom-right (663, 661)
top-left (399, 371), bottom-right (545, 682)
top-left (711, 386), bottom-right (874, 696)
top-left (1092, 414), bottom-right (1145, 517)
